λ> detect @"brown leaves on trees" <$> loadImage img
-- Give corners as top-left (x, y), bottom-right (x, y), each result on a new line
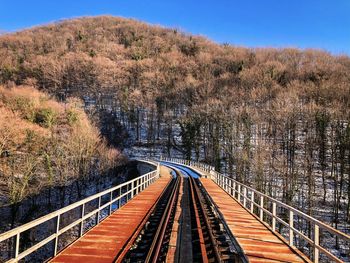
top-left (0, 85), bottom-right (123, 206)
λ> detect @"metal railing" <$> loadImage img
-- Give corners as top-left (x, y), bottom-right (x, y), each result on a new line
top-left (0, 160), bottom-right (160, 263)
top-left (164, 158), bottom-right (350, 263)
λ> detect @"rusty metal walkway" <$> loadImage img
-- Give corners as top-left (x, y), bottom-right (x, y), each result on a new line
top-left (201, 178), bottom-right (307, 263)
top-left (50, 166), bottom-right (172, 263)
top-left (161, 158), bottom-right (350, 263)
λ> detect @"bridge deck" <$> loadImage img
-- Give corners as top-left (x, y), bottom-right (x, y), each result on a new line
top-left (200, 178), bottom-right (308, 263)
top-left (50, 167), bottom-right (172, 263)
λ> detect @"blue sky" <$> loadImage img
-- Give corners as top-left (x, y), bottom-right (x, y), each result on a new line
top-left (0, 0), bottom-right (349, 55)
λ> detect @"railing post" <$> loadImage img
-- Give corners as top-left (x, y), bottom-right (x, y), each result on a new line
top-left (238, 184), bottom-right (241, 203)
top-left (233, 181), bottom-right (236, 198)
top-left (260, 196), bottom-right (264, 221)
top-left (54, 214), bottom-right (60, 256)
top-left (289, 210), bottom-right (294, 246)
top-left (118, 188), bottom-right (122, 208)
top-left (314, 224), bottom-right (319, 263)
top-left (15, 232), bottom-right (20, 259)
top-left (97, 196), bottom-right (101, 224)
top-left (272, 202), bottom-right (276, 231)
top-left (80, 204), bottom-right (85, 236)
top-left (109, 191), bottom-right (113, 215)
top-left (229, 179), bottom-right (233, 196)
top-left (135, 179), bottom-right (139, 196)
top-left (130, 181), bottom-right (134, 199)
top-left (249, 191), bottom-right (254, 213)
top-left (243, 187), bottom-right (247, 207)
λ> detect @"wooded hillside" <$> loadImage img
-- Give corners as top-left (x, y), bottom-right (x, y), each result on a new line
top-left (0, 85), bottom-right (122, 206)
top-left (0, 16), bottom-right (349, 252)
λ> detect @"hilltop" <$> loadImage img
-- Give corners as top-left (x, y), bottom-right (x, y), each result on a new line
top-left (0, 16), bottom-right (348, 108)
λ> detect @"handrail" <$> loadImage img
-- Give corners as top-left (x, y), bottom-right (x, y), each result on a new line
top-left (0, 160), bottom-right (160, 263)
top-left (162, 157), bottom-right (350, 263)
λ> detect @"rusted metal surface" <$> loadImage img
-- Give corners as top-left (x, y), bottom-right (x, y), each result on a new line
top-left (200, 178), bottom-right (309, 263)
top-left (50, 172), bottom-right (171, 263)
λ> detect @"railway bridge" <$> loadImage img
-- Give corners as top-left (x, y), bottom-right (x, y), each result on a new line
top-left (0, 158), bottom-right (349, 263)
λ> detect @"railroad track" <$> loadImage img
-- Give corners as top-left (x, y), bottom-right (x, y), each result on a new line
top-left (114, 166), bottom-right (246, 263)
top-left (114, 174), bottom-right (181, 263)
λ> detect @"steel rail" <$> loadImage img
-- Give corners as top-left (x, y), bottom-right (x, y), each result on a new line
top-left (145, 175), bottom-right (181, 263)
top-left (188, 177), bottom-right (210, 263)
top-left (113, 176), bottom-right (175, 263)
top-left (189, 175), bottom-right (222, 263)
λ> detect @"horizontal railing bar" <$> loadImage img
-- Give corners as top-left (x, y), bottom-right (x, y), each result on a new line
top-left (0, 169), bottom-right (157, 242)
top-left (8, 178), bottom-right (157, 262)
top-left (213, 177), bottom-right (349, 263)
top-left (58, 218), bottom-right (82, 237)
top-left (212, 174), bottom-right (350, 241)
top-left (317, 244), bottom-right (343, 263)
top-left (58, 177), bottom-right (154, 232)
top-left (231, 192), bottom-right (294, 230)
top-left (11, 233), bottom-right (57, 262)
top-left (290, 226), bottom-right (314, 246)
top-left (275, 215), bottom-right (290, 228)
